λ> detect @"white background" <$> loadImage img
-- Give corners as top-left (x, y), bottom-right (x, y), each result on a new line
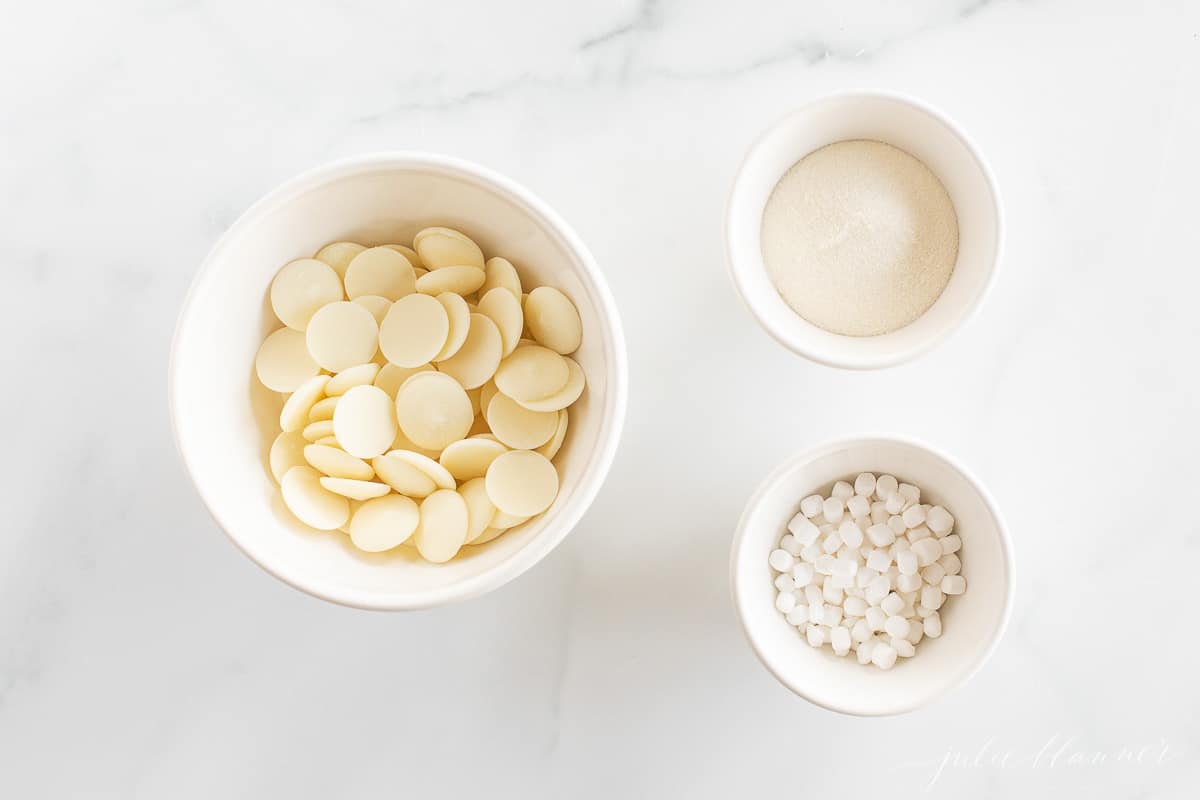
top-left (2, 0), bottom-right (1197, 797)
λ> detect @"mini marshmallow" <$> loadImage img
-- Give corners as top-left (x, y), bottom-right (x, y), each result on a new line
top-left (854, 473), bottom-right (877, 496)
top-left (923, 612), bottom-right (942, 638)
top-left (941, 575), bottom-right (967, 595)
top-left (912, 538), bottom-right (943, 567)
top-left (886, 493), bottom-right (905, 514)
top-left (891, 636), bottom-right (916, 658)
top-left (906, 525), bottom-right (932, 543)
top-left (940, 534), bottom-right (962, 554)
top-left (884, 615), bottom-right (910, 639)
top-left (775, 591), bottom-right (796, 613)
top-left (831, 625), bottom-right (852, 656)
top-left (800, 495), bottom-right (824, 518)
top-left (896, 572), bottom-right (922, 593)
top-left (902, 504), bottom-right (926, 528)
top-left (871, 643), bottom-right (898, 670)
top-left (821, 531), bottom-right (842, 554)
top-left (926, 505), bottom-right (954, 535)
top-left (865, 606), bottom-right (886, 632)
top-left (806, 624), bottom-right (826, 647)
top-left (939, 553), bottom-right (962, 575)
top-left (875, 474), bottom-right (898, 500)
top-left (920, 563), bottom-right (946, 586)
top-left (838, 519), bottom-right (864, 548)
top-left (843, 596), bottom-right (868, 617)
top-left (832, 481), bottom-right (854, 499)
top-left (779, 533), bottom-right (802, 556)
top-left (822, 579), bottom-right (844, 605)
top-left (898, 483), bottom-right (920, 504)
top-left (822, 497), bottom-right (845, 524)
top-left (920, 584), bottom-right (945, 611)
top-left (866, 575), bottom-right (891, 605)
top-left (787, 513), bottom-right (821, 545)
top-left (896, 549), bottom-right (918, 576)
top-left (855, 567), bottom-right (879, 589)
top-left (866, 549), bottom-right (892, 572)
top-left (774, 574), bottom-right (796, 592)
top-left (867, 524), bottom-right (895, 547)
top-left (881, 592), bottom-right (904, 616)
top-left (846, 495), bottom-right (870, 520)
top-left (791, 562), bottom-right (815, 587)
top-left (786, 605), bottom-right (810, 626)
top-left (769, 549), bottom-right (795, 571)
top-left (870, 503), bottom-right (889, 525)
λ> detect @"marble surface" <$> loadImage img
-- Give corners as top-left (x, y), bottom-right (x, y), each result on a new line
top-left (2, 0), bottom-right (1198, 796)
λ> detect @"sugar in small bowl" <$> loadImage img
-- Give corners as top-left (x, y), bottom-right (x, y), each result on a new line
top-left (731, 435), bottom-right (1013, 716)
top-left (726, 90), bottom-right (1002, 369)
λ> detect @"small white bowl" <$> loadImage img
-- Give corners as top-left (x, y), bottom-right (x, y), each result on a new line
top-left (730, 435), bottom-right (1014, 716)
top-left (726, 90), bottom-right (1003, 369)
top-left (170, 153), bottom-right (628, 610)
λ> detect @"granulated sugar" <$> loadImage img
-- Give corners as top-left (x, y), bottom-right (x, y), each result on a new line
top-left (761, 140), bottom-right (959, 337)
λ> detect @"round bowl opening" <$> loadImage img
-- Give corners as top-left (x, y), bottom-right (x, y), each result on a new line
top-left (726, 91), bottom-right (1002, 369)
top-left (731, 436), bottom-right (1013, 716)
top-left (171, 154), bottom-right (627, 609)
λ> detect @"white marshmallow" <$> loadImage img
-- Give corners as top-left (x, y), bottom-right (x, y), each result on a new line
top-left (769, 549), bottom-right (795, 572)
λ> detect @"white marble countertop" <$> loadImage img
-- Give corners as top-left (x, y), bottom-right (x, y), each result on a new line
top-left (2, 0), bottom-right (1198, 796)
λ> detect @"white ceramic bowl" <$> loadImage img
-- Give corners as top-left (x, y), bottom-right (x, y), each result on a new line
top-left (171, 153), bottom-right (628, 610)
top-left (730, 435), bottom-right (1014, 716)
top-left (726, 90), bottom-right (1003, 369)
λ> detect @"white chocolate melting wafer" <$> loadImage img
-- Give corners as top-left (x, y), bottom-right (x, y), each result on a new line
top-left (271, 258), bottom-right (344, 330)
top-left (350, 494), bottom-right (419, 552)
top-left (437, 313), bottom-right (502, 389)
top-left (379, 293), bottom-right (449, 368)
top-left (304, 444), bottom-right (374, 481)
top-left (279, 375), bottom-right (330, 433)
top-left (313, 242), bottom-right (365, 279)
top-left (281, 466), bottom-right (349, 530)
top-left (525, 286), bottom-right (582, 354)
top-left (306, 301), bottom-right (379, 372)
top-left (332, 385), bottom-right (397, 459)
top-left (256, 328), bottom-right (320, 392)
top-left (414, 489), bottom-right (469, 562)
top-left (493, 345), bottom-right (569, 403)
top-left (345, 246), bottom-right (416, 301)
top-left (318, 476), bottom-right (391, 501)
top-left (394, 371), bottom-right (474, 451)
top-left (485, 450), bottom-right (559, 517)
top-left (486, 393), bottom-right (558, 450)
top-left (439, 437), bottom-right (507, 482)
top-left (414, 227), bottom-right (485, 269)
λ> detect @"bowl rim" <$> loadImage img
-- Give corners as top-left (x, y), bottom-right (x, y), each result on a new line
top-left (169, 151), bottom-right (629, 610)
top-left (724, 88), bottom-right (1005, 370)
top-left (729, 432), bottom-right (1015, 716)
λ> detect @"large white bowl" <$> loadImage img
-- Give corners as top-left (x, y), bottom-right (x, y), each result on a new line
top-left (730, 435), bottom-right (1014, 715)
top-left (171, 153), bottom-right (628, 610)
top-left (726, 91), bottom-right (1003, 369)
